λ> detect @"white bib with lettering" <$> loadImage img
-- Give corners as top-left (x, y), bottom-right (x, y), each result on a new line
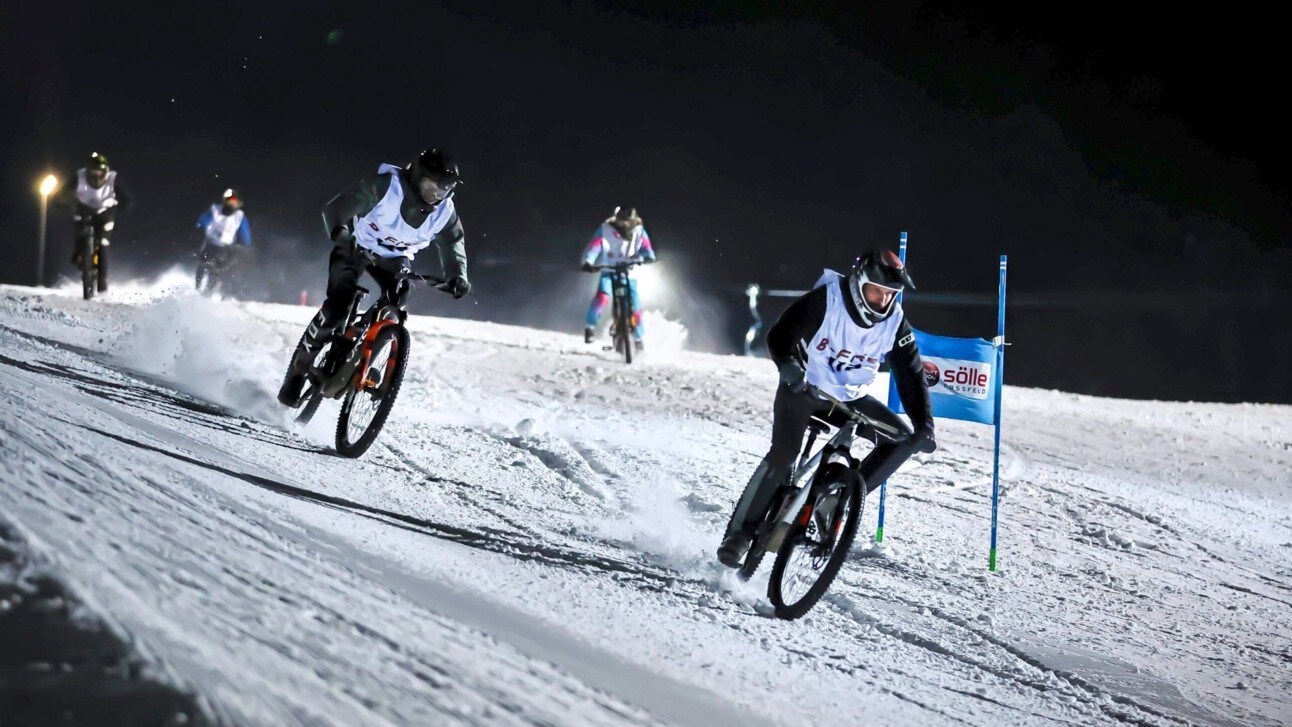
top-left (353, 164), bottom-right (455, 260)
top-left (203, 205), bottom-right (244, 246)
top-left (803, 276), bottom-right (904, 401)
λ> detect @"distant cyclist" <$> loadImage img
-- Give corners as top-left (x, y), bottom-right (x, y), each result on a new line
top-left (194, 188), bottom-right (252, 292)
top-left (53, 152), bottom-right (133, 292)
top-left (717, 250), bottom-right (936, 568)
top-left (580, 205), bottom-right (656, 350)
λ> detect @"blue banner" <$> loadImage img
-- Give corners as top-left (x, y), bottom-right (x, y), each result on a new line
top-left (890, 330), bottom-right (997, 425)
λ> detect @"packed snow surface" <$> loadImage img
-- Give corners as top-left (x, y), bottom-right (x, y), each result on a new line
top-left (1, 273), bottom-right (1289, 726)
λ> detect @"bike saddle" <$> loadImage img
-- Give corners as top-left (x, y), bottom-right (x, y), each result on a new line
top-left (807, 415), bottom-right (834, 432)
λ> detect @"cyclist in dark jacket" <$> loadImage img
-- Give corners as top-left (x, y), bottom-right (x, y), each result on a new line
top-left (54, 152), bottom-right (133, 291)
top-left (717, 249), bottom-right (936, 568)
top-left (277, 148), bottom-right (470, 406)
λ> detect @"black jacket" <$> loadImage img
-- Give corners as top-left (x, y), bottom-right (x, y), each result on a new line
top-left (320, 169), bottom-right (467, 283)
top-left (766, 278), bottom-right (933, 431)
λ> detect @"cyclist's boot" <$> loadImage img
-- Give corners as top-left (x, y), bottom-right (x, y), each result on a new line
top-left (584, 327), bottom-right (595, 344)
top-left (717, 532), bottom-right (752, 569)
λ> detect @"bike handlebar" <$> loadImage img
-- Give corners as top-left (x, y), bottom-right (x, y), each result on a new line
top-left (805, 385), bottom-right (905, 440)
top-left (593, 261), bottom-right (644, 272)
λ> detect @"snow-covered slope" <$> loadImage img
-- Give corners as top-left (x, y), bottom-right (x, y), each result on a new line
top-left (1, 275), bottom-right (1289, 726)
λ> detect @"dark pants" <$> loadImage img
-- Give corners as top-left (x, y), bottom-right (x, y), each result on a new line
top-left (199, 244), bottom-right (238, 269)
top-left (727, 384), bottom-right (917, 537)
top-left (321, 243), bottom-right (411, 323)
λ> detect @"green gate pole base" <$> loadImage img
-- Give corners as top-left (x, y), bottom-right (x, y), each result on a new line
top-left (988, 548), bottom-right (998, 572)
top-left (874, 526), bottom-right (884, 543)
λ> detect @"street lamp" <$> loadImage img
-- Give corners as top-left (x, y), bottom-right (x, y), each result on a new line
top-left (37, 174), bottom-right (59, 287)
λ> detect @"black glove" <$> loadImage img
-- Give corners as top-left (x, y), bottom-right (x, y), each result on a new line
top-left (437, 276), bottom-right (471, 299)
top-left (908, 424), bottom-right (937, 454)
top-left (777, 360), bottom-right (808, 393)
top-left (580, 262), bottom-right (596, 273)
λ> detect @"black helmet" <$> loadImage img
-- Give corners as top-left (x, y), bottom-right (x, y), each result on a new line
top-left (221, 188), bottom-right (243, 211)
top-left (847, 249), bottom-right (915, 325)
top-left (85, 152), bottom-right (110, 186)
top-left (407, 148), bottom-right (461, 206)
top-left (610, 205), bottom-right (640, 236)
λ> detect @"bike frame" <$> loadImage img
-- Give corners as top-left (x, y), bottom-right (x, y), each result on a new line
top-left (763, 390), bottom-right (902, 553)
top-left (353, 308), bottom-right (402, 392)
top-left (596, 262), bottom-right (638, 350)
top-left (317, 271), bottom-right (443, 399)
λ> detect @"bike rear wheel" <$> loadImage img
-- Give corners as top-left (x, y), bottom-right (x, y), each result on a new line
top-left (294, 339), bottom-right (339, 425)
top-left (280, 330), bottom-right (334, 417)
top-left (733, 484), bottom-right (792, 582)
top-left (768, 463), bottom-right (864, 620)
top-left (335, 325), bottom-right (408, 457)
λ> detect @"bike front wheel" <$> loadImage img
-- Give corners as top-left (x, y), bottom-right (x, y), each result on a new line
top-left (335, 325), bottom-right (409, 457)
top-left (768, 463), bottom-right (864, 620)
top-left (614, 297), bottom-right (633, 364)
top-left (80, 237), bottom-right (96, 300)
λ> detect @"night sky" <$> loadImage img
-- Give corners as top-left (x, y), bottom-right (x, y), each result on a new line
top-left (3, 1), bottom-right (1289, 403)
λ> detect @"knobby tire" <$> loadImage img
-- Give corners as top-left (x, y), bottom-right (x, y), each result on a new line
top-left (80, 236), bottom-right (95, 300)
top-left (335, 325), bottom-right (409, 458)
top-left (767, 463), bottom-right (864, 620)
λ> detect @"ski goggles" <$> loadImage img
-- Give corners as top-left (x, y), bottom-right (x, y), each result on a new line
top-left (417, 175), bottom-right (457, 203)
top-left (855, 275), bottom-right (903, 314)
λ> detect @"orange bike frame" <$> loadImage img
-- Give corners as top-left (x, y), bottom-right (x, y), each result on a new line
top-left (352, 319), bottom-right (401, 391)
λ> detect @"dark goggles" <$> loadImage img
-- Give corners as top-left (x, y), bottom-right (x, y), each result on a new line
top-left (417, 175), bottom-right (457, 202)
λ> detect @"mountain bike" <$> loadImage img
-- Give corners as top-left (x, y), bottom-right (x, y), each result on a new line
top-left (195, 244), bottom-right (240, 296)
top-left (596, 262), bottom-right (640, 364)
top-left (735, 386), bottom-right (905, 620)
top-left (283, 268), bottom-right (446, 458)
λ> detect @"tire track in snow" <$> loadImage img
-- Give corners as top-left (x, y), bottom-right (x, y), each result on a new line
top-left (840, 589), bottom-right (1246, 727)
top-left (43, 421), bottom-right (766, 726)
top-left (71, 421), bottom-right (688, 592)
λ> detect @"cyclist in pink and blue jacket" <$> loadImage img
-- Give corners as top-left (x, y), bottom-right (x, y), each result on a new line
top-left (579, 205), bottom-right (656, 350)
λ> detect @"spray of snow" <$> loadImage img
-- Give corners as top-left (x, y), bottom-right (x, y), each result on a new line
top-left (105, 268), bottom-right (291, 424)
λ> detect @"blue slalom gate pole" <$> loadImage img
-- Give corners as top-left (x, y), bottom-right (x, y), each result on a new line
top-left (988, 255), bottom-right (1008, 571)
top-left (876, 230), bottom-right (908, 543)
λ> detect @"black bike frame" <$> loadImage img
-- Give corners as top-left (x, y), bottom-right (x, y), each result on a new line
top-left (763, 388), bottom-right (904, 553)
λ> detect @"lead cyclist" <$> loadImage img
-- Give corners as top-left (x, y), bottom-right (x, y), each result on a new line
top-left (277, 148), bottom-right (472, 407)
